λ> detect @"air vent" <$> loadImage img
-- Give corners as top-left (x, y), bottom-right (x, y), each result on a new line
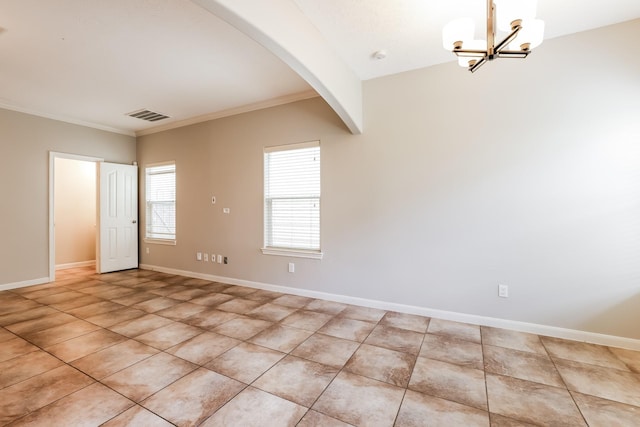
top-left (126, 109), bottom-right (170, 122)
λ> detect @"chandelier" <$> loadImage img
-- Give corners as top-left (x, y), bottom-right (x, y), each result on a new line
top-left (443, 0), bottom-right (545, 72)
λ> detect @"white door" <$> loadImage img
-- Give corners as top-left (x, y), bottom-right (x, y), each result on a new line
top-left (97, 162), bottom-right (138, 273)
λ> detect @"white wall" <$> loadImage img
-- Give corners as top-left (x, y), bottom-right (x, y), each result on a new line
top-left (54, 158), bottom-right (96, 267)
top-left (137, 19), bottom-right (640, 340)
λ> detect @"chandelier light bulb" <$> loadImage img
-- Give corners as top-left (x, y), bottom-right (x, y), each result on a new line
top-left (459, 57), bottom-right (481, 68)
top-left (442, 17), bottom-right (475, 51)
top-left (494, 0), bottom-right (538, 32)
top-left (509, 19), bottom-right (545, 50)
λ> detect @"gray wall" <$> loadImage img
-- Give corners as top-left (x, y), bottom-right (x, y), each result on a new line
top-left (138, 19), bottom-right (640, 340)
top-left (0, 109), bottom-right (136, 284)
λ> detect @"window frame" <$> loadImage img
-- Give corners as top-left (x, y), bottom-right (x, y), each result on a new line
top-left (144, 161), bottom-right (177, 246)
top-left (261, 141), bottom-right (323, 260)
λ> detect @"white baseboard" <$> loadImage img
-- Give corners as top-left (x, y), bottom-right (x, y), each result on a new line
top-left (143, 264), bottom-right (640, 351)
top-left (56, 260), bottom-right (96, 270)
top-left (0, 277), bottom-right (50, 292)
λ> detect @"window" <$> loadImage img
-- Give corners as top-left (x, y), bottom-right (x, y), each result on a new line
top-left (145, 162), bottom-right (176, 244)
top-left (262, 141), bottom-right (322, 259)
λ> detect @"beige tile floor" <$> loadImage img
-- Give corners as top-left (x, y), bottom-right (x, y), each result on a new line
top-left (0, 267), bottom-right (639, 426)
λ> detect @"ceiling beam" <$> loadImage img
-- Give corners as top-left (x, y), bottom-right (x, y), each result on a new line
top-left (191, 0), bottom-right (363, 134)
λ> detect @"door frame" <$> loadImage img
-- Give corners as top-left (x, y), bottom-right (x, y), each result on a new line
top-left (48, 151), bottom-right (103, 282)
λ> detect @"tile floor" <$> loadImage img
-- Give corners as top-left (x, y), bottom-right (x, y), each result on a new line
top-left (0, 267), bottom-right (639, 426)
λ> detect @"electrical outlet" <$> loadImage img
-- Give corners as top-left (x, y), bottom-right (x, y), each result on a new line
top-left (211, 254), bottom-right (216, 263)
top-left (211, 196), bottom-right (216, 204)
top-left (217, 254), bottom-right (222, 264)
top-left (288, 262), bottom-right (295, 273)
top-left (204, 253), bottom-right (209, 262)
top-left (223, 256), bottom-right (228, 264)
top-left (196, 252), bottom-right (202, 261)
top-left (223, 208), bottom-right (230, 214)
top-left (498, 284), bottom-right (509, 298)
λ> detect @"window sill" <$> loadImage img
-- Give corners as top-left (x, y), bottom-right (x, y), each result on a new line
top-left (261, 247), bottom-right (323, 260)
top-left (144, 238), bottom-right (176, 246)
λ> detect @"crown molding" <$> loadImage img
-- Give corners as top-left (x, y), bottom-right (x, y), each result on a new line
top-left (0, 102), bottom-right (135, 136)
top-left (135, 90), bottom-right (319, 137)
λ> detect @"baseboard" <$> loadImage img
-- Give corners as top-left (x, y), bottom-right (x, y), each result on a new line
top-left (56, 260), bottom-right (96, 270)
top-left (0, 277), bottom-right (50, 292)
top-left (139, 264), bottom-right (640, 351)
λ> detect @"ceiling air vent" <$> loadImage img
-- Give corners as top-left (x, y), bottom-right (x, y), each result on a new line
top-left (126, 109), bottom-right (170, 122)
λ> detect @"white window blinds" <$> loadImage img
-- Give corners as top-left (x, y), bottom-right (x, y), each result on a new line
top-left (145, 162), bottom-right (176, 242)
top-left (264, 141), bottom-right (320, 253)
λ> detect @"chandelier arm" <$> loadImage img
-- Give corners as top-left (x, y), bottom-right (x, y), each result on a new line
top-left (494, 26), bottom-right (523, 53)
top-left (469, 56), bottom-right (488, 73)
top-left (454, 49), bottom-right (488, 58)
top-left (497, 50), bottom-right (530, 59)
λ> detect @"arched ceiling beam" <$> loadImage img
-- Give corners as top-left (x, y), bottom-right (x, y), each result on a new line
top-left (191, 0), bottom-right (363, 134)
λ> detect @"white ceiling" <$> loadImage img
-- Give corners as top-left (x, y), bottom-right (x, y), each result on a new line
top-left (294, 0), bottom-right (640, 80)
top-left (1, 0), bottom-right (638, 135)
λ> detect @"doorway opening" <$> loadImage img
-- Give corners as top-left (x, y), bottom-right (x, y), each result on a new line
top-left (48, 152), bottom-right (103, 282)
top-left (55, 158), bottom-right (96, 269)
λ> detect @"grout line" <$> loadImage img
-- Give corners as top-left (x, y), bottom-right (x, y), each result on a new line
top-left (480, 325), bottom-right (491, 419)
top-left (540, 338), bottom-right (591, 426)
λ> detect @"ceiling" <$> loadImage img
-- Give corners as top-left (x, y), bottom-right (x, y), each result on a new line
top-left (0, 0), bottom-right (638, 136)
